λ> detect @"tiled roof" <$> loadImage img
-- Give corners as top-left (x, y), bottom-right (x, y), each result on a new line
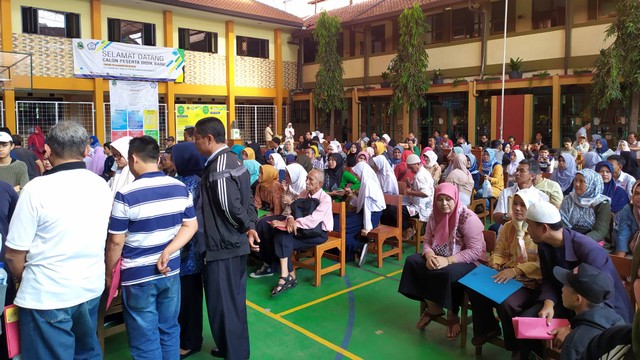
top-left (303, 0), bottom-right (459, 29)
top-left (147, 0), bottom-right (304, 27)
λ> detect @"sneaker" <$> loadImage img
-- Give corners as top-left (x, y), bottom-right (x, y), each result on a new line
top-left (250, 264), bottom-right (274, 278)
top-left (402, 227), bottom-right (416, 241)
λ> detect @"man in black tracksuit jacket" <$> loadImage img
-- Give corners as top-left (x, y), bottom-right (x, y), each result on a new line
top-left (194, 117), bottom-right (258, 360)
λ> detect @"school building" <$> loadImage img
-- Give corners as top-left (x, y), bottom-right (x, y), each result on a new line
top-left (293, 0), bottom-right (627, 148)
top-left (0, 0), bottom-right (303, 145)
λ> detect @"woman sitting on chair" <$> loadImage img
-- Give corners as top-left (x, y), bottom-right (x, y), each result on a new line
top-left (399, 183), bottom-right (486, 339)
top-left (466, 188), bottom-right (543, 354)
top-left (445, 154), bottom-right (474, 207)
top-left (254, 165), bottom-right (284, 216)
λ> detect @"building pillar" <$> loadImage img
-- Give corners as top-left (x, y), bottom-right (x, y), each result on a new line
top-left (1, 0), bottom-right (15, 133)
top-left (523, 94), bottom-right (533, 144)
top-left (163, 11), bottom-right (175, 138)
top-left (351, 89), bottom-right (359, 141)
top-left (91, 0), bottom-right (105, 141)
top-left (467, 83), bottom-right (476, 143)
top-left (309, 93), bottom-right (315, 131)
top-left (402, 104), bottom-right (409, 139)
top-left (274, 29), bottom-right (283, 136)
top-left (226, 21), bottom-right (236, 140)
top-left (552, 75), bottom-right (561, 148)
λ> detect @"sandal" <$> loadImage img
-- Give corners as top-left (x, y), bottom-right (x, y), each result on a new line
top-left (271, 274), bottom-right (297, 296)
top-left (416, 309), bottom-right (445, 330)
top-left (446, 316), bottom-right (461, 339)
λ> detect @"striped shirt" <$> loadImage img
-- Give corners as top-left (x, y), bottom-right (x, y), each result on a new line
top-left (109, 171), bottom-right (196, 286)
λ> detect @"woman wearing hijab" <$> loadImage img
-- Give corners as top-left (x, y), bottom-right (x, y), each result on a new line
top-left (421, 148), bottom-right (441, 184)
top-left (595, 138), bottom-right (615, 160)
top-left (390, 145), bottom-right (404, 169)
top-left (395, 150), bottom-right (416, 184)
top-left (230, 144), bottom-right (244, 160)
top-left (247, 142), bottom-right (266, 164)
top-left (268, 152), bottom-right (287, 182)
top-left (442, 147), bottom-right (463, 180)
top-left (255, 165), bottom-right (284, 216)
top-left (506, 149), bottom-right (525, 187)
top-left (27, 125), bottom-right (46, 161)
top-left (357, 151), bottom-right (370, 164)
top-left (466, 154), bottom-right (481, 191)
top-left (559, 168), bottom-right (611, 242)
top-left (87, 146), bottom-right (106, 176)
top-left (480, 148), bottom-right (504, 198)
top-left (582, 151), bottom-right (601, 170)
top-left (617, 140), bottom-right (631, 154)
top-left (345, 142), bottom-right (361, 167)
top-left (284, 123), bottom-right (295, 142)
top-left (171, 142), bottom-right (207, 358)
top-left (324, 153), bottom-right (345, 193)
top-left (501, 142), bottom-right (512, 167)
top-left (308, 145), bottom-right (324, 170)
top-left (371, 155), bottom-right (399, 195)
top-left (467, 188), bottom-right (543, 352)
top-left (445, 154), bottom-right (475, 207)
top-left (614, 182), bottom-right (640, 256)
top-left (90, 135), bottom-right (101, 149)
top-left (341, 161), bottom-right (386, 259)
top-left (108, 136), bottom-right (134, 197)
top-left (399, 183), bottom-right (486, 339)
top-left (282, 163), bottom-right (308, 216)
top-left (373, 142), bottom-right (387, 157)
top-left (283, 140), bottom-right (296, 156)
top-left (596, 161), bottom-right (629, 214)
top-left (551, 154), bottom-right (577, 196)
top-left (621, 151), bottom-right (640, 179)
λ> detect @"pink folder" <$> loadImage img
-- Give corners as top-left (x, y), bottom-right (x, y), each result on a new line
top-left (4, 304), bottom-right (20, 358)
top-left (512, 317), bottom-right (571, 340)
top-left (106, 257), bottom-right (122, 310)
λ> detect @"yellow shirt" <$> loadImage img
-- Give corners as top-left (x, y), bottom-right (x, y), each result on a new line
top-left (489, 221), bottom-right (541, 279)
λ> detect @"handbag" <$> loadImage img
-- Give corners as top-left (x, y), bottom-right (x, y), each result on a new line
top-left (290, 197), bottom-right (326, 239)
top-left (481, 179), bottom-right (492, 198)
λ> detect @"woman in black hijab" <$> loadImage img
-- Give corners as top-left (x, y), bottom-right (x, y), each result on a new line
top-left (247, 142), bottom-right (266, 165)
top-left (621, 151), bottom-right (640, 179)
top-left (324, 153), bottom-right (345, 192)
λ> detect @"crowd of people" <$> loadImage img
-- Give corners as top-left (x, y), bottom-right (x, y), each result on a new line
top-left (1, 119), bottom-right (640, 359)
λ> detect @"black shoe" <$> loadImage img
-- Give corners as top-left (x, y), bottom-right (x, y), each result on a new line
top-left (210, 348), bottom-right (223, 358)
top-left (180, 348), bottom-right (201, 359)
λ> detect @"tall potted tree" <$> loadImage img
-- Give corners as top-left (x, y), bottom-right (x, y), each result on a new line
top-left (509, 57), bottom-right (523, 79)
top-left (313, 11), bottom-right (346, 138)
top-left (388, 3), bottom-right (430, 134)
top-left (592, 0), bottom-right (640, 131)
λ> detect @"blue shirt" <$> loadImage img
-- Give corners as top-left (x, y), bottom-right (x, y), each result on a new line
top-left (109, 171), bottom-right (196, 286)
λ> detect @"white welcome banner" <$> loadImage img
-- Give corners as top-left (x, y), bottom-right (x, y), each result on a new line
top-left (73, 39), bottom-right (184, 82)
top-left (110, 80), bottom-right (159, 142)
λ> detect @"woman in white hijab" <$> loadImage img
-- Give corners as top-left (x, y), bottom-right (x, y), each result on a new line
top-left (284, 123), bottom-right (295, 142)
top-left (506, 149), bottom-right (525, 186)
top-left (371, 155), bottom-right (399, 195)
top-left (342, 161), bottom-right (386, 259)
top-left (282, 163), bottom-right (307, 216)
top-left (108, 136), bottom-right (134, 197)
top-left (268, 152), bottom-right (287, 181)
top-left (330, 140), bottom-right (346, 161)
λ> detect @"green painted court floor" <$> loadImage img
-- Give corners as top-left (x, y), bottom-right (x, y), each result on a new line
top-left (104, 244), bottom-right (513, 360)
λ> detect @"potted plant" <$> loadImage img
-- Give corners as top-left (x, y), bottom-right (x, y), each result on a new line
top-left (531, 70), bottom-right (550, 79)
top-left (380, 71), bottom-right (391, 88)
top-left (509, 57), bottom-right (523, 79)
top-left (452, 78), bottom-right (468, 86)
top-left (432, 69), bottom-right (444, 85)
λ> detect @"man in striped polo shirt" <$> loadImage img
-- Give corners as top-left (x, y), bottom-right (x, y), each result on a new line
top-left (106, 136), bottom-right (197, 360)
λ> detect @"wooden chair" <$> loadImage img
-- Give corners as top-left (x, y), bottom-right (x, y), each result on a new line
top-left (408, 218), bottom-right (425, 253)
top-left (610, 254), bottom-right (635, 309)
top-left (359, 194), bottom-right (403, 268)
top-left (397, 180), bottom-right (407, 195)
top-left (469, 230), bottom-right (507, 354)
top-left (469, 190), bottom-right (490, 225)
top-left (293, 201), bottom-right (347, 286)
top-left (97, 292), bottom-right (126, 353)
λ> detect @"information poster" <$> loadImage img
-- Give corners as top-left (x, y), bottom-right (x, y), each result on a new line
top-left (110, 80), bottom-right (159, 141)
top-left (175, 104), bottom-right (227, 140)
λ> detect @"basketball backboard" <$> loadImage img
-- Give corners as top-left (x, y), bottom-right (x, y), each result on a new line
top-left (0, 51), bottom-right (32, 92)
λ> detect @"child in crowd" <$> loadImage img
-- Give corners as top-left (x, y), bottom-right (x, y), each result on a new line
top-left (0, 131), bottom-right (29, 193)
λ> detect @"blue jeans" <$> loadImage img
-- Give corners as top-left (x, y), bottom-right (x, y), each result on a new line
top-left (19, 295), bottom-right (102, 360)
top-left (122, 275), bottom-right (181, 360)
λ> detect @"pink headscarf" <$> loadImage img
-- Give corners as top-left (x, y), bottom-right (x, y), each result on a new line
top-left (357, 150), bottom-right (370, 162)
top-left (432, 183), bottom-right (461, 247)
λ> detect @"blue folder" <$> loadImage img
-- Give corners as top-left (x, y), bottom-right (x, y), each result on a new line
top-left (458, 264), bottom-right (523, 304)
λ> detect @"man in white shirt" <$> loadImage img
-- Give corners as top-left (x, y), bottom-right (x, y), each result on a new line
top-left (575, 122), bottom-right (590, 142)
top-left (5, 122), bottom-right (113, 359)
top-left (608, 154), bottom-right (636, 196)
top-left (491, 158), bottom-right (548, 233)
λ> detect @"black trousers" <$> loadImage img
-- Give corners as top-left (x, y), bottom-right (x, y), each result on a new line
top-left (179, 273), bottom-right (203, 351)
top-left (202, 255), bottom-right (250, 360)
top-left (381, 205), bottom-right (415, 230)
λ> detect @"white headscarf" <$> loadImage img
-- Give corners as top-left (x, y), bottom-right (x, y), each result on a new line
top-left (506, 149), bottom-right (525, 175)
top-left (270, 153), bottom-right (286, 171)
top-left (330, 140), bottom-right (342, 154)
top-left (372, 155), bottom-right (399, 195)
top-left (109, 136), bottom-right (134, 197)
top-left (512, 188), bottom-right (544, 262)
top-left (285, 163), bottom-right (307, 196)
top-left (424, 150), bottom-right (438, 168)
top-left (351, 161), bottom-right (386, 213)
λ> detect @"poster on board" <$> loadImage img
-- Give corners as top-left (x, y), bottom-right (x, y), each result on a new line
top-left (110, 80), bottom-right (159, 141)
top-left (175, 104), bottom-right (227, 141)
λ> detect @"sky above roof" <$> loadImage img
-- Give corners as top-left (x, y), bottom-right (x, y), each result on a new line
top-left (256, 0), bottom-right (369, 18)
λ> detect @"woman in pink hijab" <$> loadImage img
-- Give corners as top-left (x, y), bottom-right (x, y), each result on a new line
top-left (28, 125), bottom-right (46, 161)
top-left (399, 183), bottom-right (486, 339)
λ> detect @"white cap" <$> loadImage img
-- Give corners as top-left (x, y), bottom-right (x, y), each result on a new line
top-left (525, 201), bottom-right (561, 224)
top-left (406, 154), bottom-right (421, 165)
top-left (0, 131), bottom-right (12, 143)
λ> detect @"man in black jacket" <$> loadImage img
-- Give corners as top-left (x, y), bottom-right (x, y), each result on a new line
top-left (194, 117), bottom-right (259, 360)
